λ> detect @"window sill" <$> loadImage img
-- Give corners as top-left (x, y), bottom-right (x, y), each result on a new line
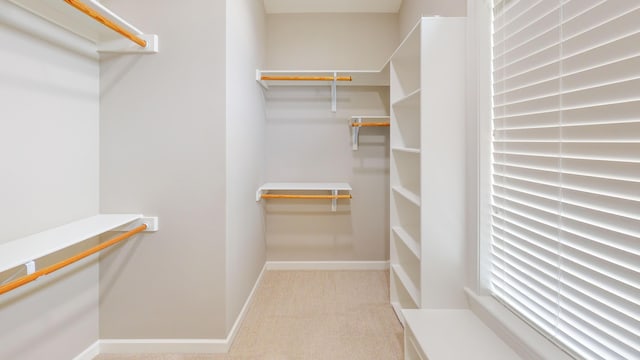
top-left (464, 288), bottom-right (575, 360)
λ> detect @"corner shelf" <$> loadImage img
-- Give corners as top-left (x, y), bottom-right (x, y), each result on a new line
top-left (391, 146), bottom-right (420, 154)
top-left (392, 186), bottom-right (421, 207)
top-left (0, 214), bottom-right (158, 274)
top-left (350, 115), bottom-right (390, 150)
top-left (256, 182), bottom-right (352, 211)
top-left (391, 264), bottom-right (420, 307)
top-left (392, 226), bottom-right (420, 260)
top-left (8, 0), bottom-right (158, 53)
top-left (392, 88), bottom-right (421, 108)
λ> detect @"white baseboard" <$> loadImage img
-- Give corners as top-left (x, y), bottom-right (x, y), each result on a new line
top-left (265, 260), bottom-right (389, 270)
top-left (91, 265), bottom-right (268, 355)
top-left (224, 263), bottom-right (266, 348)
top-left (73, 340), bottom-right (100, 360)
top-left (99, 339), bottom-right (228, 354)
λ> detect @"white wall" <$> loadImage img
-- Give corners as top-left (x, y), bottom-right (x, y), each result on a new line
top-left (225, 0), bottom-right (267, 332)
top-left (98, 0), bottom-right (228, 339)
top-left (263, 85), bottom-right (390, 261)
top-left (399, 0), bottom-right (467, 39)
top-left (263, 13), bottom-right (395, 261)
top-left (267, 13), bottom-right (398, 70)
top-left (0, 1), bottom-right (100, 358)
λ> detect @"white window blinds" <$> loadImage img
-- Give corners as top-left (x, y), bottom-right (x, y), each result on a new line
top-left (491, 1), bottom-right (640, 359)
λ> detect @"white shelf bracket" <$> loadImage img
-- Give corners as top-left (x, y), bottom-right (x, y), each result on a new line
top-left (256, 69), bottom-right (269, 89)
top-left (331, 72), bottom-right (337, 112)
top-left (25, 260), bottom-right (36, 275)
top-left (352, 117), bottom-right (362, 150)
top-left (331, 189), bottom-right (338, 212)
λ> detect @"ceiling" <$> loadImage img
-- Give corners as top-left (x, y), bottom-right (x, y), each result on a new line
top-left (263, 0), bottom-right (403, 14)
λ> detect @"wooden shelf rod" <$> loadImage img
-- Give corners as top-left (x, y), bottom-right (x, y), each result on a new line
top-left (351, 122), bottom-right (390, 127)
top-left (0, 224), bottom-right (148, 296)
top-left (260, 194), bottom-right (352, 200)
top-left (260, 75), bottom-right (352, 81)
top-left (64, 0), bottom-right (147, 48)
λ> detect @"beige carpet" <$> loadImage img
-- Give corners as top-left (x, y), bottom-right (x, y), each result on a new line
top-left (95, 270), bottom-right (403, 360)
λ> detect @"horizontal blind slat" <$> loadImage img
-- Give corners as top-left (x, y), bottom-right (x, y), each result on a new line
top-left (492, 142), bottom-right (640, 163)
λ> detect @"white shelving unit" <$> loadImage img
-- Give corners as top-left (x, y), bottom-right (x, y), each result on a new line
top-left (389, 18), bottom-right (467, 323)
top-left (8, 0), bottom-right (158, 53)
top-left (256, 182), bottom-right (352, 211)
top-left (0, 214), bottom-right (158, 275)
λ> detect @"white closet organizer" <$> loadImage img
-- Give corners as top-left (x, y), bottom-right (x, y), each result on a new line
top-left (256, 69), bottom-right (389, 111)
top-left (0, 214), bottom-right (158, 276)
top-left (8, 0), bottom-right (158, 53)
top-left (350, 115), bottom-right (390, 150)
top-left (389, 18), bottom-right (466, 323)
top-left (256, 182), bottom-right (352, 212)
top-left (0, 0), bottom-right (160, 295)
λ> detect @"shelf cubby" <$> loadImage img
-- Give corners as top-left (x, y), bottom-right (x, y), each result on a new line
top-left (391, 89), bottom-right (421, 150)
top-left (391, 149), bottom-right (421, 199)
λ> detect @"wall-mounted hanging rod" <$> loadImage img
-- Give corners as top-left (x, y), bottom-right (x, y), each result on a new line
top-left (351, 122), bottom-right (390, 127)
top-left (64, 0), bottom-right (147, 48)
top-left (260, 194), bottom-right (352, 200)
top-left (256, 182), bottom-right (352, 211)
top-left (0, 224), bottom-right (147, 296)
top-left (260, 75), bottom-right (352, 81)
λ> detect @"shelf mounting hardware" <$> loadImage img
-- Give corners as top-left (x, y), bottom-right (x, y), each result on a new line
top-left (331, 72), bottom-right (337, 113)
top-left (350, 116), bottom-right (391, 150)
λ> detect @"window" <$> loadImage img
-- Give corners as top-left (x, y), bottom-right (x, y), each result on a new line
top-left (490, 1), bottom-right (640, 359)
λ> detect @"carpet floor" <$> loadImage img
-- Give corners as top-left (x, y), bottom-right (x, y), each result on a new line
top-left (94, 270), bottom-right (404, 360)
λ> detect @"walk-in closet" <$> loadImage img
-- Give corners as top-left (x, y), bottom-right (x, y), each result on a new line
top-left (0, 0), bottom-right (491, 358)
top-left (4, 0), bottom-right (636, 359)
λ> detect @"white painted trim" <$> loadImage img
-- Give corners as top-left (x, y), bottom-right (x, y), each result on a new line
top-left (72, 340), bottom-right (100, 360)
top-left (99, 339), bottom-right (228, 354)
top-left (96, 264), bottom-right (268, 355)
top-left (224, 264), bottom-right (266, 348)
top-left (265, 260), bottom-right (389, 270)
top-left (465, 288), bottom-right (574, 360)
